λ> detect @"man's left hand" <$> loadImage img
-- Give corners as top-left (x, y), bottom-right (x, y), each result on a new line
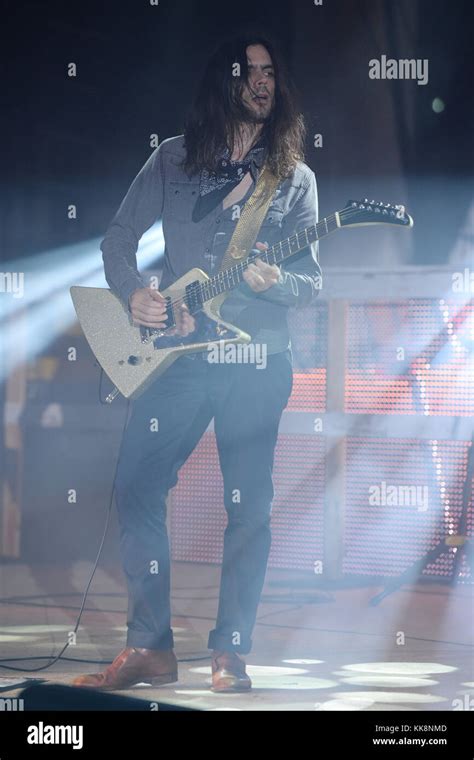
top-left (243, 242), bottom-right (281, 293)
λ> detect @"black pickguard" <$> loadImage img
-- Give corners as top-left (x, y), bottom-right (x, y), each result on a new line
top-left (140, 310), bottom-right (238, 351)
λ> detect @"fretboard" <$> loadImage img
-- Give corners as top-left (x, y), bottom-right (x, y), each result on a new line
top-left (198, 212), bottom-right (338, 303)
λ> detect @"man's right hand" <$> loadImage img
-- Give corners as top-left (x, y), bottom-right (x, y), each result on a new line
top-left (129, 287), bottom-right (168, 329)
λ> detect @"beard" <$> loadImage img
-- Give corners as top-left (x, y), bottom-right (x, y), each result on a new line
top-left (240, 98), bottom-right (272, 124)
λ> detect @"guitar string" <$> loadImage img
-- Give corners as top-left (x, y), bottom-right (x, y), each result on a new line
top-left (149, 205), bottom-right (403, 336)
top-left (162, 208), bottom-right (349, 316)
top-left (176, 205), bottom-right (404, 313)
top-left (144, 205), bottom-right (405, 338)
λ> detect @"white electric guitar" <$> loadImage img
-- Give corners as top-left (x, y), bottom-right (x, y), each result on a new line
top-left (70, 199), bottom-right (413, 401)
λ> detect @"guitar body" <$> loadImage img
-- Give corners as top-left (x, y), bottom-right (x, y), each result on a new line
top-left (70, 268), bottom-right (251, 399)
top-left (71, 199), bottom-right (413, 401)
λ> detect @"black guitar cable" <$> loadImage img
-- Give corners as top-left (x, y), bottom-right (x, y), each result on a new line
top-left (0, 366), bottom-right (208, 674)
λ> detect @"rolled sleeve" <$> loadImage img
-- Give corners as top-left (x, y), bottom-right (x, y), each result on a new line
top-left (101, 145), bottom-right (165, 308)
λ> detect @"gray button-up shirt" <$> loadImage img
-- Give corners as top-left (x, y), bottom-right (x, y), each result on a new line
top-left (101, 135), bottom-right (322, 354)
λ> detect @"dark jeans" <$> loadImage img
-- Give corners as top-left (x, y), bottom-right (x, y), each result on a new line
top-left (114, 349), bottom-right (293, 655)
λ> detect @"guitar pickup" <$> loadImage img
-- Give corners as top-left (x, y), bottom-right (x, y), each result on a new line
top-left (164, 296), bottom-right (175, 329)
top-left (185, 280), bottom-right (204, 312)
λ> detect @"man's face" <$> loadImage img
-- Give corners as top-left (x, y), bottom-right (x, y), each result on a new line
top-left (240, 44), bottom-right (275, 123)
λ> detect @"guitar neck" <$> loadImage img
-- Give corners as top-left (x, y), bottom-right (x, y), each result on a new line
top-left (198, 212), bottom-right (339, 303)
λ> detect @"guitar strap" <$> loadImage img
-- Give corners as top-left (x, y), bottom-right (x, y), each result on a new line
top-left (218, 163), bottom-right (280, 273)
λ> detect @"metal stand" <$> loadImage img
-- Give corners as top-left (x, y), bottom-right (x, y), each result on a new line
top-left (370, 433), bottom-right (473, 606)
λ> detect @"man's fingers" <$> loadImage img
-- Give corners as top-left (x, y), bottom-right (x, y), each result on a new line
top-left (135, 297), bottom-right (167, 312)
top-left (132, 296), bottom-right (168, 313)
top-left (133, 305), bottom-right (168, 318)
top-left (131, 301), bottom-right (168, 326)
top-left (147, 288), bottom-right (166, 302)
top-left (176, 304), bottom-right (196, 335)
top-left (183, 319), bottom-right (195, 335)
top-left (247, 263), bottom-right (266, 281)
top-left (129, 287), bottom-right (169, 327)
top-left (244, 269), bottom-right (266, 289)
top-left (132, 308), bottom-right (167, 323)
top-left (251, 260), bottom-right (280, 283)
top-left (244, 258), bottom-right (280, 292)
top-left (254, 260), bottom-right (277, 275)
top-left (132, 294), bottom-right (194, 334)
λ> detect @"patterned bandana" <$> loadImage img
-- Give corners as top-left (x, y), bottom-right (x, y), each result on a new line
top-left (192, 135), bottom-right (267, 222)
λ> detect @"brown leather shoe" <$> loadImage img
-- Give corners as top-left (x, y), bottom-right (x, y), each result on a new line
top-left (211, 650), bottom-right (252, 693)
top-left (71, 647), bottom-right (178, 690)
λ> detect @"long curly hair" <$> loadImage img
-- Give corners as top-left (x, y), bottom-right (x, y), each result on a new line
top-left (182, 33), bottom-right (305, 180)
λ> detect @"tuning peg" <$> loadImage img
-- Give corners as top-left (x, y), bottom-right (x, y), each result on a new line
top-left (370, 199), bottom-right (375, 204)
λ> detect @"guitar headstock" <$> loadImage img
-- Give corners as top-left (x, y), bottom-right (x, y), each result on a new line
top-left (340, 199), bottom-right (414, 228)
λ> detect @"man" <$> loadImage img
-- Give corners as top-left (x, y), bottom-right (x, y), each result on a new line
top-left (72, 34), bottom-right (321, 693)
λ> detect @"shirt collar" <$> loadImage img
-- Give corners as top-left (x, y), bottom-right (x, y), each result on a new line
top-left (222, 134), bottom-right (267, 169)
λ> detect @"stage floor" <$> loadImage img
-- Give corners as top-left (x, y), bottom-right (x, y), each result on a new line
top-left (0, 561), bottom-right (472, 711)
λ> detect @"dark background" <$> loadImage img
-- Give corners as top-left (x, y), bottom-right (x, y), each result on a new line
top-left (0, 0), bottom-right (472, 570)
top-left (2, 0), bottom-right (473, 268)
